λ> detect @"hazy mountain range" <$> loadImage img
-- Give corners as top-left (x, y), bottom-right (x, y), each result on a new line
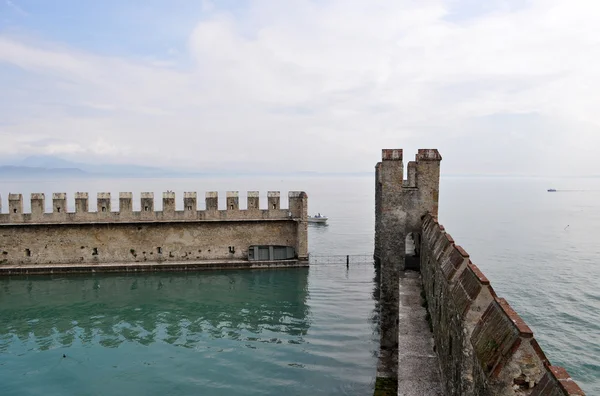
top-left (0, 155), bottom-right (176, 178)
top-left (0, 155), bottom-right (371, 178)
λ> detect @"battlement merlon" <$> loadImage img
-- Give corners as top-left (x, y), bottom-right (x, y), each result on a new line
top-left (97, 192), bottom-right (111, 213)
top-left (288, 191), bottom-right (309, 260)
top-left (247, 191), bottom-right (260, 210)
top-left (119, 192), bottom-right (132, 214)
top-left (183, 192), bottom-right (197, 212)
top-left (288, 191), bottom-right (308, 219)
top-left (205, 191), bottom-right (218, 211)
top-left (163, 191), bottom-right (176, 214)
top-left (31, 193), bottom-right (45, 219)
top-left (140, 192), bottom-right (154, 215)
top-left (226, 191), bottom-right (239, 211)
top-left (75, 192), bottom-right (89, 213)
top-left (52, 193), bottom-right (67, 214)
top-left (268, 191), bottom-right (280, 210)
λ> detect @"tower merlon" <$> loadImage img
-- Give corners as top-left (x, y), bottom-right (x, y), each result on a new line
top-left (288, 191), bottom-right (307, 198)
top-left (382, 149), bottom-right (403, 161)
top-left (416, 149), bottom-right (442, 161)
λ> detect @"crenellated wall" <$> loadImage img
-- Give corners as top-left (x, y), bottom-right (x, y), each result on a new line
top-left (0, 191), bottom-right (308, 270)
top-left (420, 213), bottom-right (585, 396)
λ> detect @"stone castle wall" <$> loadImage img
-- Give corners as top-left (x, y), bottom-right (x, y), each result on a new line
top-left (420, 213), bottom-right (585, 396)
top-left (0, 191), bottom-right (308, 269)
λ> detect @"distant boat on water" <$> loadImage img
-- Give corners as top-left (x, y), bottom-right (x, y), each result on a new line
top-left (547, 189), bottom-right (557, 192)
top-left (308, 213), bottom-right (328, 224)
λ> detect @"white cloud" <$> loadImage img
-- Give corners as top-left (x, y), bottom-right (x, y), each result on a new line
top-left (0, 0), bottom-right (599, 175)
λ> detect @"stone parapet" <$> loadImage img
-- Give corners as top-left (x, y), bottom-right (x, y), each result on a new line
top-left (420, 213), bottom-right (585, 395)
top-left (0, 191), bottom-right (307, 224)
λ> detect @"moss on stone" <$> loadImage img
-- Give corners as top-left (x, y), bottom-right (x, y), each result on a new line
top-left (373, 376), bottom-right (397, 396)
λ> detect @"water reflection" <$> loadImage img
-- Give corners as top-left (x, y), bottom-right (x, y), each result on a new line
top-left (0, 270), bottom-right (310, 351)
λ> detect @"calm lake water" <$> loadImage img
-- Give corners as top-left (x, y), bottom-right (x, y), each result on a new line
top-left (0, 175), bottom-right (598, 394)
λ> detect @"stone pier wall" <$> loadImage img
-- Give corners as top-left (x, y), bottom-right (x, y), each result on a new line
top-left (420, 213), bottom-right (585, 396)
top-left (0, 191), bottom-right (308, 270)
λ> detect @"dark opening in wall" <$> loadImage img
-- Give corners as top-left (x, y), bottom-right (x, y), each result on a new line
top-left (272, 203), bottom-right (276, 209)
top-left (57, 207), bottom-right (61, 212)
top-left (102, 207), bottom-right (106, 212)
top-left (25, 248), bottom-right (31, 257)
top-left (144, 206), bottom-right (149, 211)
top-left (157, 247), bottom-right (162, 254)
top-left (92, 248), bottom-right (98, 256)
top-left (405, 232), bottom-right (421, 270)
top-left (13, 208), bottom-right (17, 213)
top-left (230, 205), bottom-right (234, 210)
top-left (187, 206), bottom-right (192, 211)
top-left (228, 246), bottom-right (235, 254)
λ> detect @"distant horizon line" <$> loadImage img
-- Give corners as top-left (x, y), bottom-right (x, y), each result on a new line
top-left (0, 165), bottom-right (598, 180)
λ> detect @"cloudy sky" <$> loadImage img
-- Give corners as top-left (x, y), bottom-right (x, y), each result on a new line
top-left (1, 0), bottom-right (599, 175)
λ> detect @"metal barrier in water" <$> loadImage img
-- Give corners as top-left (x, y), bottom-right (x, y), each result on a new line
top-left (308, 254), bottom-right (374, 266)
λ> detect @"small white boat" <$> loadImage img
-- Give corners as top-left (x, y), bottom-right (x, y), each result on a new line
top-left (308, 213), bottom-right (328, 224)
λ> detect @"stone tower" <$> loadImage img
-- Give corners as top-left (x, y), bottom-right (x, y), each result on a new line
top-left (374, 148), bottom-right (442, 372)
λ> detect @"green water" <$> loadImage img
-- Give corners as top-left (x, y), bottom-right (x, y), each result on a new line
top-left (0, 266), bottom-right (378, 395)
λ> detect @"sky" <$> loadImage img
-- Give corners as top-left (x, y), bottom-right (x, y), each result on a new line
top-left (0, 0), bottom-right (599, 176)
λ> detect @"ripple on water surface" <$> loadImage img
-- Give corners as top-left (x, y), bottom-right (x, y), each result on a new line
top-left (0, 265), bottom-right (379, 396)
